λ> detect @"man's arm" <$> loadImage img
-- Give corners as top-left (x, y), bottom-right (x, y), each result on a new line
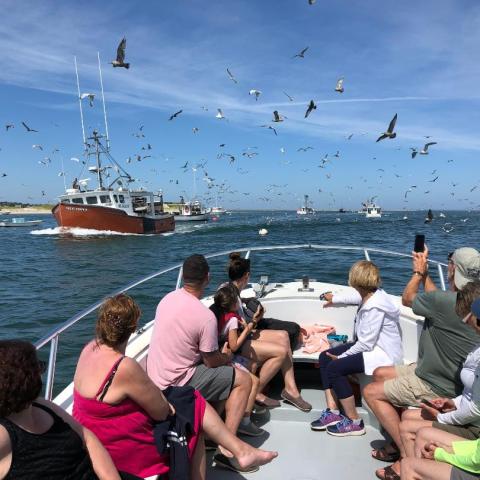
top-left (402, 246), bottom-right (437, 307)
top-left (201, 347), bottom-right (232, 368)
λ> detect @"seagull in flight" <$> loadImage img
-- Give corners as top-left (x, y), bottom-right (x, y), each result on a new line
top-left (80, 93), bottom-right (95, 107)
top-left (410, 148), bottom-right (418, 159)
top-left (335, 77), bottom-right (344, 93)
top-left (111, 37), bottom-right (130, 69)
top-left (32, 144), bottom-right (43, 151)
top-left (261, 125), bottom-right (277, 136)
top-left (216, 109), bottom-right (225, 120)
top-left (292, 47), bottom-right (309, 59)
top-left (429, 176), bottom-right (439, 182)
top-left (249, 89), bottom-right (262, 101)
top-left (21, 121), bottom-right (38, 132)
top-left (5, 124), bottom-right (14, 131)
top-left (283, 91), bottom-right (294, 102)
top-left (376, 114), bottom-right (397, 142)
top-left (305, 100), bottom-right (317, 118)
top-left (272, 110), bottom-right (285, 122)
top-left (308, 0), bottom-right (316, 4)
top-left (297, 146), bottom-right (313, 152)
top-left (226, 68), bottom-right (238, 84)
top-left (169, 110), bottom-right (183, 121)
top-left (420, 142), bottom-right (437, 155)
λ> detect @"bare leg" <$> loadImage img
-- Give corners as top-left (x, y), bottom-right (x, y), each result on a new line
top-left (249, 330), bottom-right (301, 397)
top-left (399, 411), bottom-right (433, 458)
top-left (373, 366), bottom-right (398, 382)
top-left (224, 369), bottom-right (251, 434)
top-left (363, 381), bottom-right (403, 454)
top-left (401, 457), bottom-right (452, 480)
top-left (338, 395), bottom-right (359, 420)
top-left (415, 427), bottom-right (465, 459)
top-left (242, 339), bottom-right (285, 400)
top-left (245, 372), bottom-right (259, 415)
top-left (325, 388), bottom-right (338, 410)
top-left (190, 433), bottom-right (206, 480)
top-left (201, 402), bottom-right (278, 469)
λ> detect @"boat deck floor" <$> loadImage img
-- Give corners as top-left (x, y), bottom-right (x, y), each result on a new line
top-left (206, 369), bottom-right (386, 480)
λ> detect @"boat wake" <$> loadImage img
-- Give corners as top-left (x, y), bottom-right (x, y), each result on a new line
top-left (30, 227), bottom-right (152, 237)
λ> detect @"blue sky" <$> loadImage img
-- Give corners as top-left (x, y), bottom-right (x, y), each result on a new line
top-left (0, 0), bottom-right (479, 210)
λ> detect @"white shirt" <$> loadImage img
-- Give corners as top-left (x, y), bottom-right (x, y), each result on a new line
top-left (332, 288), bottom-right (403, 375)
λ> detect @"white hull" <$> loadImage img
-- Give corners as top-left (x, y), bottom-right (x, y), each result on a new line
top-left (0, 220), bottom-right (42, 227)
top-left (175, 213), bottom-right (209, 222)
top-left (211, 208), bottom-right (226, 215)
top-left (365, 212), bottom-right (381, 218)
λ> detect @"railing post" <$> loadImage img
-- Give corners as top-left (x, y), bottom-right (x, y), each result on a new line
top-left (245, 250), bottom-right (251, 259)
top-left (44, 336), bottom-right (59, 401)
top-left (437, 263), bottom-right (446, 291)
top-left (175, 267), bottom-right (183, 290)
top-left (364, 249), bottom-right (370, 261)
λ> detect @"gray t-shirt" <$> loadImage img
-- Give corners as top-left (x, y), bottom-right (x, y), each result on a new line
top-left (413, 290), bottom-right (480, 398)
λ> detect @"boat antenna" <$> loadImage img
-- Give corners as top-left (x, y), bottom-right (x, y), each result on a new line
top-left (192, 166), bottom-right (197, 199)
top-left (97, 52), bottom-right (110, 152)
top-left (60, 155), bottom-right (67, 191)
top-left (74, 56), bottom-right (87, 150)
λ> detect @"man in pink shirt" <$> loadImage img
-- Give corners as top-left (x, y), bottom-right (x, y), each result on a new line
top-left (147, 254), bottom-right (251, 439)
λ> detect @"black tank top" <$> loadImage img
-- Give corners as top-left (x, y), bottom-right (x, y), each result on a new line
top-left (0, 402), bottom-right (97, 480)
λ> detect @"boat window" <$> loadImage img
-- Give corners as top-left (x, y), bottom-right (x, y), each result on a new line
top-left (71, 197), bottom-right (84, 204)
top-left (113, 195), bottom-right (118, 202)
top-left (99, 195), bottom-right (110, 203)
top-left (61, 198), bottom-right (71, 204)
top-left (119, 195), bottom-right (125, 203)
top-left (86, 196), bottom-right (98, 205)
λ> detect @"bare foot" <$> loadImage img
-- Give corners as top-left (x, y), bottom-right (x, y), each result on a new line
top-left (236, 445), bottom-right (278, 469)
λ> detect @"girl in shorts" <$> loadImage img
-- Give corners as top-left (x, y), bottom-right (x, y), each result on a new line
top-left (211, 285), bottom-right (265, 437)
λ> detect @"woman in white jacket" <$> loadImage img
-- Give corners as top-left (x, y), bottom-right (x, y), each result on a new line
top-left (310, 260), bottom-right (403, 437)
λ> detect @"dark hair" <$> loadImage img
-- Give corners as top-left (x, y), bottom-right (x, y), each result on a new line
top-left (96, 294), bottom-right (141, 348)
top-left (456, 281), bottom-right (480, 318)
top-left (183, 254), bottom-right (209, 286)
top-left (0, 340), bottom-right (43, 417)
top-left (210, 284), bottom-right (238, 331)
top-left (228, 252), bottom-right (250, 281)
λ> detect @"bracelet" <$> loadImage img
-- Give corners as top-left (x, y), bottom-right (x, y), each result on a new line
top-left (413, 271), bottom-right (425, 277)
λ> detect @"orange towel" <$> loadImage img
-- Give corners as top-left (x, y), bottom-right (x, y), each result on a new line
top-left (299, 324), bottom-right (336, 354)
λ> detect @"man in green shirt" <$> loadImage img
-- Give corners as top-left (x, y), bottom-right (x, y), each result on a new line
top-left (364, 246), bottom-right (480, 479)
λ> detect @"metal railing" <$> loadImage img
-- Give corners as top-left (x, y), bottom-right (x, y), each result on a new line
top-left (35, 243), bottom-right (448, 400)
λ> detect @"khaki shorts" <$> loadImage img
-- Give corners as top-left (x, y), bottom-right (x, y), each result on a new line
top-left (383, 363), bottom-right (437, 407)
top-left (433, 421), bottom-right (480, 440)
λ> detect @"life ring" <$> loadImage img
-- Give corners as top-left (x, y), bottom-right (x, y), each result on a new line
top-left (184, 206), bottom-right (190, 214)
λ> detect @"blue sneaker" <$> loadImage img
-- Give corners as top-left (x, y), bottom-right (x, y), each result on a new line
top-left (326, 416), bottom-right (366, 436)
top-left (310, 408), bottom-right (344, 431)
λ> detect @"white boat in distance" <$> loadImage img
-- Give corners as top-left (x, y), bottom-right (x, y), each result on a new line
top-left (0, 217), bottom-right (43, 227)
top-left (297, 194), bottom-right (315, 215)
top-left (36, 244), bottom-right (448, 480)
top-left (210, 206), bottom-right (227, 215)
top-left (360, 199), bottom-right (382, 218)
top-left (175, 200), bottom-right (210, 222)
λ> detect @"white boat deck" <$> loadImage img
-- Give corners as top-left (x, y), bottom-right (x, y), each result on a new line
top-left (207, 386), bottom-right (383, 479)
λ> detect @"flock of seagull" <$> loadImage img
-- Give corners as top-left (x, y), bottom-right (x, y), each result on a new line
top-left (1, 7), bottom-right (478, 234)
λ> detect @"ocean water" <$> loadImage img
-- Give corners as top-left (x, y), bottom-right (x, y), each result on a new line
top-left (0, 209), bottom-right (477, 393)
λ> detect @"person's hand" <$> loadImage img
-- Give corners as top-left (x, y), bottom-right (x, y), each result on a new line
top-left (421, 442), bottom-right (437, 460)
top-left (253, 305), bottom-right (264, 322)
top-left (430, 398), bottom-right (456, 413)
top-left (412, 251), bottom-right (428, 276)
top-left (322, 292), bottom-right (334, 308)
top-left (168, 402), bottom-right (176, 416)
top-left (326, 352), bottom-right (338, 360)
top-left (420, 402), bottom-right (439, 420)
top-left (239, 317), bottom-right (249, 330)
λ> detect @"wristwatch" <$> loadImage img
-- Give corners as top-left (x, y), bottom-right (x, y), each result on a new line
top-left (413, 271), bottom-right (425, 277)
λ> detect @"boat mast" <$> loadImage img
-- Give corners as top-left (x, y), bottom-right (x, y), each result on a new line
top-left (74, 57), bottom-right (87, 150)
top-left (97, 52), bottom-right (111, 152)
top-left (192, 166), bottom-right (197, 200)
top-left (92, 131), bottom-right (103, 189)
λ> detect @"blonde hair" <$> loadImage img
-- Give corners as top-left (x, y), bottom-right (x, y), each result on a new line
top-left (96, 294), bottom-right (141, 348)
top-left (348, 260), bottom-right (381, 292)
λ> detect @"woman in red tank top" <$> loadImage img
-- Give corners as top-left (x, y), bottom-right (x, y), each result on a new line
top-left (73, 294), bottom-right (278, 478)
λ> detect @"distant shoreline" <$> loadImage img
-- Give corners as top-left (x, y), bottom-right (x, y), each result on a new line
top-left (0, 207), bottom-right (52, 214)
